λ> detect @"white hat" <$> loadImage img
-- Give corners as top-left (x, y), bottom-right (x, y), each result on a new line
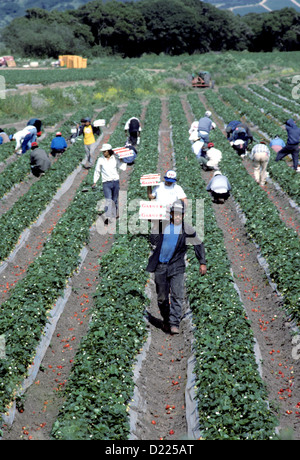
top-left (205, 111), bottom-right (212, 117)
top-left (164, 170), bottom-right (177, 182)
top-left (171, 200), bottom-right (184, 212)
top-left (213, 170), bottom-right (222, 176)
top-left (101, 143), bottom-right (112, 151)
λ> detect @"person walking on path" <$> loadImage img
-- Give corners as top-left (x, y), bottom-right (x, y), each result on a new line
top-left (250, 141), bottom-right (271, 186)
top-left (92, 143), bottom-right (127, 223)
top-left (275, 119), bottom-right (300, 172)
top-left (30, 142), bottom-right (51, 177)
top-left (146, 200), bottom-right (207, 335)
top-left (147, 169), bottom-right (188, 210)
top-left (78, 117), bottom-right (101, 168)
top-left (206, 170), bottom-right (231, 204)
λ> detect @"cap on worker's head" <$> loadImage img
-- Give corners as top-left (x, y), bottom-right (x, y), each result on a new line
top-left (170, 200), bottom-right (184, 213)
top-left (101, 143), bottom-right (112, 152)
top-left (56, 131), bottom-right (62, 136)
top-left (37, 131), bottom-right (42, 137)
top-left (164, 170), bottom-right (177, 182)
top-left (9, 134), bottom-right (14, 140)
top-left (213, 170), bottom-right (222, 176)
top-left (207, 142), bottom-right (214, 148)
top-left (81, 117), bottom-right (91, 123)
top-left (31, 142), bottom-right (38, 148)
top-left (205, 110), bottom-right (212, 117)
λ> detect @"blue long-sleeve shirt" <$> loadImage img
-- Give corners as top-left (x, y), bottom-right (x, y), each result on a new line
top-left (51, 136), bottom-right (67, 150)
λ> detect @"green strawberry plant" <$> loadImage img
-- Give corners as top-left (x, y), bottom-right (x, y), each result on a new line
top-left (169, 95), bottom-right (277, 440)
top-left (52, 98), bottom-right (162, 440)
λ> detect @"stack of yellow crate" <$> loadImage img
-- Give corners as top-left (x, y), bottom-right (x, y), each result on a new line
top-left (58, 55), bottom-right (87, 68)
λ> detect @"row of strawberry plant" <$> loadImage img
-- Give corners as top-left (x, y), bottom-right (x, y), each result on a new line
top-left (189, 92), bottom-right (300, 324)
top-left (207, 88), bottom-right (300, 205)
top-left (0, 103), bottom-right (123, 419)
top-left (51, 98), bottom-right (162, 440)
top-left (0, 68), bottom-right (110, 88)
top-left (0, 126), bottom-right (16, 163)
top-left (0, 104), bottom-right (118, 263)
top-left (268, 78), bottom-right (300, 107)
top-left (0, 105), bottom-right (92, 198)
top-left (249, 83), bottom-right (300, 117)
top-left (169, 94), bottom-right (276, 440)
top-left (0, 125), bottom-right (55, 199)
top-left (218, 86), bottom-right (283, 137)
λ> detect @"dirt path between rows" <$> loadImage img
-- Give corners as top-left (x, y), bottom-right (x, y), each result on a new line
top-left (182, 94), bottom-right (300, 439)
top-left (131, 99), bottom-right (194, 441)
top-left (2, 92), bottom-right (300, 441)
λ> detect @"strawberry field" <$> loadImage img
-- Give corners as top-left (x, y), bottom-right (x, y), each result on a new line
top-left (0, 72), bottom-right (300, 441)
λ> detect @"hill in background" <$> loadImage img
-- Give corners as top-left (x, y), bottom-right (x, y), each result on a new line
top-left (1, 0), bottom-right (300, 29)
top-left (207, 0), bottom-right (300, 15)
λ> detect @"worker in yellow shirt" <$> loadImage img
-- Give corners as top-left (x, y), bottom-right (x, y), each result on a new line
top-left (78, 117), bottom-right (101, 168)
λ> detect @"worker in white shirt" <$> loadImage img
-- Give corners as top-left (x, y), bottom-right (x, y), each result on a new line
top-left (147, 169), bottom-right (188, 211)
top-left (10, 125), bottom-right (38, 154)
top-left (198, 142), bottom-right (222, 170)
top-left (92, 143), bottom-right (127, 222)
top-left (206, 170), bottom-right (231, 204)
top-left (249, 141), bottom-right (270, 186)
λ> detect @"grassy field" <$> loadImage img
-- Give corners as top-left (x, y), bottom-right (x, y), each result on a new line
top-left (0, 50), bottom-right (299, 124)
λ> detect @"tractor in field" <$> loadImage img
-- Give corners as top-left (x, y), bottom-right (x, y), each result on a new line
top-left (192, 71), bottom-right (214, 89)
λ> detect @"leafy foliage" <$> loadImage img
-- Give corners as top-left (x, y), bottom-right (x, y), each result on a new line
top-left (2, 0), bottom-right (299, 57)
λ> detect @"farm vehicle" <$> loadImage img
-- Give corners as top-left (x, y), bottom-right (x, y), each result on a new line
top-left (192, 71), bottom-right (214, 89)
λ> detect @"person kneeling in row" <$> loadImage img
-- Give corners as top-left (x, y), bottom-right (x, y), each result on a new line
top-left (206, 170), bottom-right (231, 204)
top-left (198, 142), bottom-right (222, 171)
top-left (50, 131), bottom-right (67, 157)
top-left (30, 142), bottom-right (51, 177)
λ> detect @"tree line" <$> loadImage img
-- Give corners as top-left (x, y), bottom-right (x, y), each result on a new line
top-left (1, 0), bottom-right (299, 58)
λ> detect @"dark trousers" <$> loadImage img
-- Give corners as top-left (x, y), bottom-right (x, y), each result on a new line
top-left (102, 180), bottom-right (120, 218)
top-left (275, 144), bottom-right (299, 170)
top-left (31, 166), bottom-right (43, 177)
top-left (128, 131), bottom-right (138, 146)
top-left (51, 148), bottom-right (65, 157)
top-left (154, 264), bottom-right (185, 327)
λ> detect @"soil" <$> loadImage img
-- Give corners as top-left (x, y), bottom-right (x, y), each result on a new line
top-left (1, 91), bottom-right (300, 441)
